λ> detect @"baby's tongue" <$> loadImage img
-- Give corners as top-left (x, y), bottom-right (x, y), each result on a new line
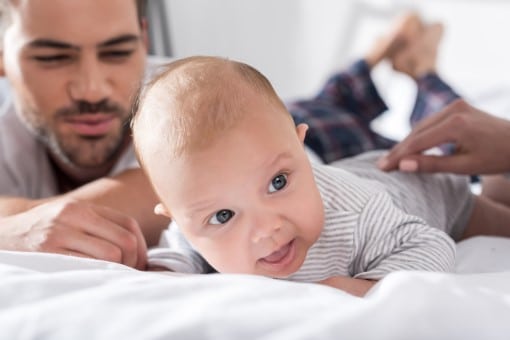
top-left (263, 243), bottom-right (290, 263)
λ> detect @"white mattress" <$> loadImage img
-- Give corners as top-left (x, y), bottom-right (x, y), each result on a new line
top-left (1, 236), bottom-right (509, 339)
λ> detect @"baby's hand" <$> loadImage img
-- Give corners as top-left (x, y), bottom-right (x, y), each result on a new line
top-left (147, 265), bottom-right (169, 271)
top-left (318, 276), bottom-right (377, 297)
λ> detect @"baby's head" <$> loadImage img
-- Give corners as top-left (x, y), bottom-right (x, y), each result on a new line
top-left (132, 56), bottom-right (324, 278)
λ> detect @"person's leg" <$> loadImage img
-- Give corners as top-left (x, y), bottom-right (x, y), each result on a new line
top-left (364, 12), bottom-right (422, 69)
top-left (315, 13), bottom-right (422, 120)
top-left (288, 64), bottom-right (393, 164)
top-left (410, 73), bottom-right (461, 127)
top-left (392, 23), bottom-right (463, 157)
top-left (393, 23), bottom-right (460, 126)
top-left (288, 13), bottom-right (422, 163)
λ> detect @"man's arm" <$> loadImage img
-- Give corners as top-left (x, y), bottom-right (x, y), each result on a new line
top-left (62, 168), bottom-right (169, 246)
top-left (0, 198), bottom-right (148, 269)
top-left (0, 169), bottom-right (169, 269)
top-left (0, 197), bottom-right (39, 216)
top-left (0, 168), bottom-right (168, 246)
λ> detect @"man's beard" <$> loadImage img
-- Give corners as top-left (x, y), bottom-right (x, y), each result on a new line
top-left (23, 99), bottom-right (131, 170)
top-left (45, 122), bottom-right (130, 169)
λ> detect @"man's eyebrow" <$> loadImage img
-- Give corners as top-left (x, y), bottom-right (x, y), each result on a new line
top-left (26, 34), bottom-right (141, 50)
top-left (98, 34), bottom-right (141, 48)
top-left (27, 39), bottom-right (79, 50)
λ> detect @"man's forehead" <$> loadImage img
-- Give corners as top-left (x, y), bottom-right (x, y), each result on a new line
top-left (8, 0), bottom-right (140, 47)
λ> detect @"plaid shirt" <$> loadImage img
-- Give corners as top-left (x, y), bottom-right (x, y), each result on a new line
top-left (287, 60), bottom-right (460, 164)
top-left (410, 73), bottom-right (461, 127)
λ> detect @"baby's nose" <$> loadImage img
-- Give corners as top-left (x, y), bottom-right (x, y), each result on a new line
top-left (251, 220), bottom-right (281, 244)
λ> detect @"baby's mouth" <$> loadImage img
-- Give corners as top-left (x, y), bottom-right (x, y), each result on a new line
top-left (263, 243), bottom-right (291, 263)
top-left (260, 239), bottom-right (295, 265)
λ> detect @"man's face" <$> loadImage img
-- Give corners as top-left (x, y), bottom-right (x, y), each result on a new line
top-left (1, 0), bottom-right (147, 170)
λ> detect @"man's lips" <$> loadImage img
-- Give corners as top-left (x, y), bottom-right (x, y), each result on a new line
top-left (62, 114), bottom-right (117, 136)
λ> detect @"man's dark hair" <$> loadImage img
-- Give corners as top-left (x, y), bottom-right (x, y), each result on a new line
top-left (135, 0), bottom-right (148, 25)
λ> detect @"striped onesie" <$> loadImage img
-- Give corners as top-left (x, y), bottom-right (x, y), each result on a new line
top-left (149, 151), bottom-right (473, 281)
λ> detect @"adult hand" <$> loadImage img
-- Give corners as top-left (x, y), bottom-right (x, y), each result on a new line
top-left (378, 99), bottom-right (510, 175)
top-left (0, 198), bottom-right (147, 270)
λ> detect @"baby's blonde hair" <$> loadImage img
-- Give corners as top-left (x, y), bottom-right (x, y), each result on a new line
top-left (131, 56), bottom-right (290, 167)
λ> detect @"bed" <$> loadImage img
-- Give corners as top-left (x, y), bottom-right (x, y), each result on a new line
top-left (1, 235), bottom-right (510, 339)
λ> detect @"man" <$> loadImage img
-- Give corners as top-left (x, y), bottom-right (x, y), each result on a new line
top-left (0, 0), bottom-right (167, 269)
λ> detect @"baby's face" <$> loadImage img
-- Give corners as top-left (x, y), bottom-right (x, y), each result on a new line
top-left (152, 97), bottom-right (324, 278)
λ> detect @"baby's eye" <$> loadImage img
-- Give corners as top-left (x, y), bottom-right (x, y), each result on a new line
top-left (209, 209), bottom-right (235, 225)
top-left (269, 173), bottom-right (287, 193)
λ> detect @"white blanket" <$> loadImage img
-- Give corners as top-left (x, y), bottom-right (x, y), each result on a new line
top-left (1, 236), bottom-right (510, 340)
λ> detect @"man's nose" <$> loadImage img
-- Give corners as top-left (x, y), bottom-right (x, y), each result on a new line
top-left (68, 57), bottom-right (112, 103)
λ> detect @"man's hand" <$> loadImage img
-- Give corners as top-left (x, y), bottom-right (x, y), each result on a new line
top-left (0, 198), bottom-right (147, 270)
top-left (319, 276), bottom-right (377, 297)
top-left (378, 100), bottom-right (510, 175)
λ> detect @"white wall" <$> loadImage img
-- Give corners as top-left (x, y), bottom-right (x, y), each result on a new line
top-left (165, 0), bottom-right (356, 101)
top-left (164, 0), bottom-right (510, 139)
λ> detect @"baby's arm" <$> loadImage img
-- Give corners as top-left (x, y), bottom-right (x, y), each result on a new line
top-left (319, 276), bottom-right (377, 297)
top-left (148, 223), bottom-right (210, 273)
top-left (461, 193), bottom-right (510, 239)
top-left (351, 191), bottom-right (456, 280)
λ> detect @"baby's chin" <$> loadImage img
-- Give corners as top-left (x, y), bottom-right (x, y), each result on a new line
top-left (218, 259), bottom-right (304, 279)
top-left (260, 261), bottom-right (304, 279)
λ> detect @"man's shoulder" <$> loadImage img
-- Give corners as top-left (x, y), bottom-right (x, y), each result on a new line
top-left (0, 102), bottom-right (35, 144)
top-left (0, 78), bottom-right (12, 113)
top-left (0, 102), bottom-right (55, 197)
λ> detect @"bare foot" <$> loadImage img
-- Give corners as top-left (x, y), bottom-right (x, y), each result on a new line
top-left (392, 23), bottom-right (444, 78)
top-left (364, 12), bottom-right (423, 68)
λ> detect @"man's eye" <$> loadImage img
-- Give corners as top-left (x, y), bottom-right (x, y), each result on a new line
top-left (33, 55), bottom-right (72, 63)
top-left (269, 173), bottom-right (287, 193)
top-left (100, 50), bottom-right (134, 60)
top-left (209, 209), bottom-right (235, 225)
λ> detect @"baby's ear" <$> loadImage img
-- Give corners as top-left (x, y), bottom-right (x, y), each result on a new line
top-left (154, 203), bottom-right (171, 218)
top-left (296, 123), bottom-right (308, 144)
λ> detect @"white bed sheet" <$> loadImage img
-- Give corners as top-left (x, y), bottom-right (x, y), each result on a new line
top-left (1, 236), bottom-right (510, 340)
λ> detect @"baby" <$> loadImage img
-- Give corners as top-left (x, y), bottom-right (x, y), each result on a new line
top-left (131, 56), bottom-right (510, 296)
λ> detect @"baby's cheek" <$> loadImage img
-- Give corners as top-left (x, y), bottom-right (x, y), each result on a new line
top-left (300, 196), bottom-right (324, 228)
top-left (212, 262), bottom-right (251, 275)
top-left (203, 248), bottom-right (247, 274)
